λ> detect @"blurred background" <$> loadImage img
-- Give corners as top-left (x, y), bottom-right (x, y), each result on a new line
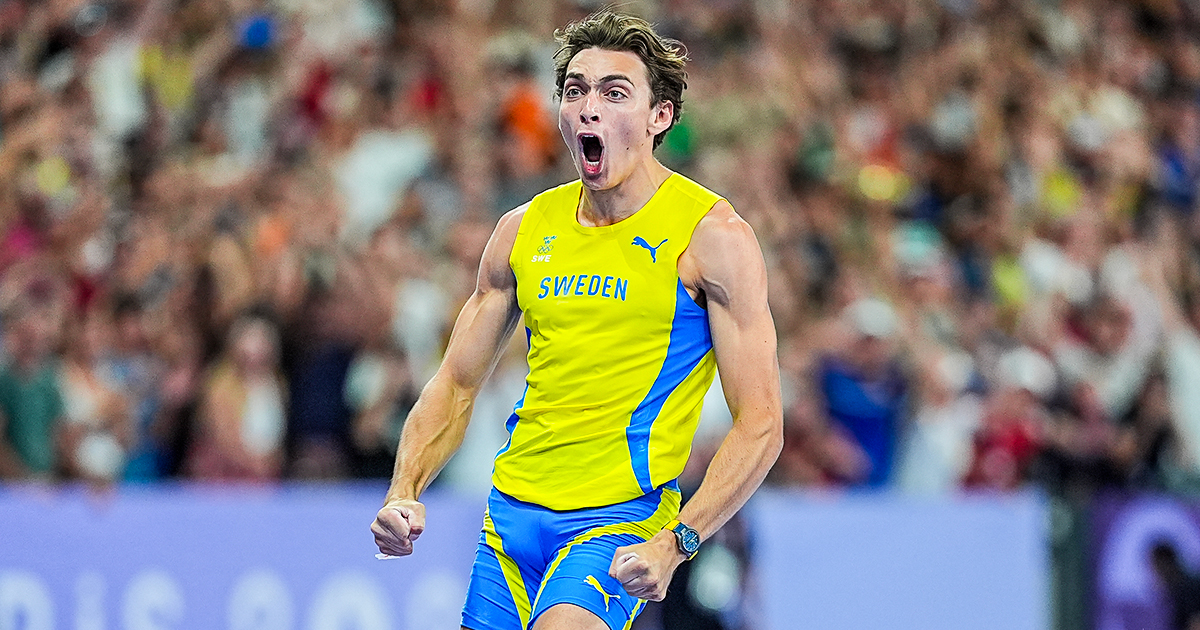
top-left (6, 0), bottom-right (1200, 628)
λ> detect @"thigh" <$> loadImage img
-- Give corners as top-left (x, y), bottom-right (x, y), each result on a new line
top-left (461, 537), bottom-right (528, 630)
top-left (530, 533), bottom-right (649, 630)
top-left (461, 494), bottom-right (546, 630)
top-left (531, 602), bottom-right (612, 630)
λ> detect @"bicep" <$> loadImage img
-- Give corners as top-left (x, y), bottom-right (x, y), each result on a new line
top-left (696, 211), bottom-right (781, 421)
top-left (708, 285), bottom-right (780, 422)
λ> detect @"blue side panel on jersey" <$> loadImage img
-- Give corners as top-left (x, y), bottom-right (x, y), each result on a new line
top-left (625, 279), bottom-right (712, 493)
top-left (495, 328), bottom-right (532, 460)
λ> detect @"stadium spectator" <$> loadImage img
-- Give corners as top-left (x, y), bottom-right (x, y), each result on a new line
top-left (0, 303), bottom-right (65, 479)
top-left (816, 297), bottom-right (909, 488)
top-left (186, 309), bottom-right (286, 481)
top-left (1, 0), bottom-right (1200, 507)
top-left (58, 308), bottom-right (132, 483)
top-left (345, 337), bottom-right (417, 479)
top-left (963, 347), bottom-right (1053, 491)
top-left (106, 295), bottom-right (166, 481)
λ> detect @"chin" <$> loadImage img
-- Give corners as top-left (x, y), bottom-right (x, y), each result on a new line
top-left (578, 167), bottom-right (612, 190)
top-left (579, 174), bottom-right (607, 189)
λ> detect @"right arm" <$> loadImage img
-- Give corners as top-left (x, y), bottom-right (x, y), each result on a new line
top-left (372, 206), bottom-right (525, 556)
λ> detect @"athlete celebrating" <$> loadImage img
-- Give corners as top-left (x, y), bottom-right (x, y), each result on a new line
top-left (371, 10), bottom-right (783, 630)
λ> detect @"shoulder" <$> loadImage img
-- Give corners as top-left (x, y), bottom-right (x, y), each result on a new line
top-left (690, 200), bottom-right (752, 248)
top-left (680, 199), bottom-right (767, 309)
top-left (478, 201), bottom-right (533, 291)
top-left (688, 200), bottom-right (763, 277)
top-left (496, 202), bottom-right (530, 239)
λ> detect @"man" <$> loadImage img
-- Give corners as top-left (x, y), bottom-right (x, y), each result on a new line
top-left (371, 10), bottom-right (782, 630)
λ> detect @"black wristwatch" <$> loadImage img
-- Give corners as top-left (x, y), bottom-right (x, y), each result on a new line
top-left (665, 519), bottom-right (701, 560)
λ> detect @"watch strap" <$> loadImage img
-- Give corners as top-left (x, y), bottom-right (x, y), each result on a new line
top-left (664, 519), bottom-right (699, 560)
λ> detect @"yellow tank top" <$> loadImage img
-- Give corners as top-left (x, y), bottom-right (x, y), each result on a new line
top-left (492, 173), bottom-right (723, 510)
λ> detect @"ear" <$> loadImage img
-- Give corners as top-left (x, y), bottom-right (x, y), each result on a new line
top-left (648, 100), bottom-right (673, 138)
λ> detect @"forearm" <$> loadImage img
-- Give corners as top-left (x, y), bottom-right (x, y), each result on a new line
top-left (676, 413), bottom-right (783, 540)
top-left (384, 373), bottom-right (476, 503)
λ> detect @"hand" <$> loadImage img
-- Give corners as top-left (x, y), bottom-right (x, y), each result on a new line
top-left (371, 499), bottom-right (426, 557)
top-left (608, 531), bottom-right (686, 601)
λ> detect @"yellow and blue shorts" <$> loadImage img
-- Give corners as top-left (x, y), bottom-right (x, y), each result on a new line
top-left (461, 482), bottom-right (680, 630)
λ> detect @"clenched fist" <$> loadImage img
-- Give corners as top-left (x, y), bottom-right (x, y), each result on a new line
top-left (371, 499), bottom-right (426, 557)
top-left (607, 531), bottom-right (687, 601)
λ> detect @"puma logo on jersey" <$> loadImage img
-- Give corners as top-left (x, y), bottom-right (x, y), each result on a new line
top-left (584, 575), bottom-right (621, 611)
top-left (632, 237), bottom-right (667, 262)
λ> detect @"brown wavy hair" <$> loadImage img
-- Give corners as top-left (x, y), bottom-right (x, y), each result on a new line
top-left (553, 10), bottom-right (688, 149)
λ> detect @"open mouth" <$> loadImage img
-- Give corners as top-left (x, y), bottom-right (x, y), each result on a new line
top-left (579, 134), bottom-right (604, 175)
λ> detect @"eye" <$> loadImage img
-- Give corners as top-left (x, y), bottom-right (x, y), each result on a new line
top-left (564, 86), bottom-right (583, 98)
top-left (606, 89), bottom-right (627, 100)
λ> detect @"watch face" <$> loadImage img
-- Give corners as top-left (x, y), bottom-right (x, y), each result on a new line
top-left (681, 529), bottom-right (700, 553)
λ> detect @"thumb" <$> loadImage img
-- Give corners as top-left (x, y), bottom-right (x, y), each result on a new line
top-left (398, 505), bottom-right (426, 540)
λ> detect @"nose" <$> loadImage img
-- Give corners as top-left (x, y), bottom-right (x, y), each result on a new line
top-left (580, 93), bottom-right (601, 123)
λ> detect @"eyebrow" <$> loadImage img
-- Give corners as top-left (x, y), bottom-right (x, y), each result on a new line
top-left (564, 72), bottom-right (635, 86)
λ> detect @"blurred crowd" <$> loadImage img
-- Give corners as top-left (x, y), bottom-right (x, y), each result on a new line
top-left (4, 0), bottom-right (1200, 514)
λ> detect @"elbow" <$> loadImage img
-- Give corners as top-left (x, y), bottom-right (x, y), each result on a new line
top-left (766, 417), bottom-right (784, 464)
top-left (744, 411), bottom-right (783, 465)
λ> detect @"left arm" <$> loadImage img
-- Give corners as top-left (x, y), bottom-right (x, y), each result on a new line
top-left (611, 200), bottom-right (784, 600)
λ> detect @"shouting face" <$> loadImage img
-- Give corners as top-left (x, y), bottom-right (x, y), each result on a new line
top-left (558, 47), bottom-right (673, 190)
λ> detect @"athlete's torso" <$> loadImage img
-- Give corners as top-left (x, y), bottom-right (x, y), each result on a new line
top-left (492, 173), bottom-right (723, 510)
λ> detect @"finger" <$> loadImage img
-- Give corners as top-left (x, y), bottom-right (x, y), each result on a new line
top-left (380, 545), bottom-right (412, 558)
top-left (625, 577), bottom-right (667, 602)
top-left (371, 519), bottom-right (400, 548)
top-left (614, 558), bottom-right (650, 585)
top-left (608, 550), bottom-right (639, 578)
top-left (373, 528), bottom-right (412, 555)
top-left (377, 535), bottom-right (413, 556)
top-left (401, 506), bottom-right (426, 541)
top-left (378, 509), bottom-right (412, 541)
top-left (372, 520), bottom-right (410, 556)
top-left (622, 580), bottom-right (662, 601)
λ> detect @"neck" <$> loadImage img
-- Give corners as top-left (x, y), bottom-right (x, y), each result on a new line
top-left (578, 159), bottom-right (671, 227)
